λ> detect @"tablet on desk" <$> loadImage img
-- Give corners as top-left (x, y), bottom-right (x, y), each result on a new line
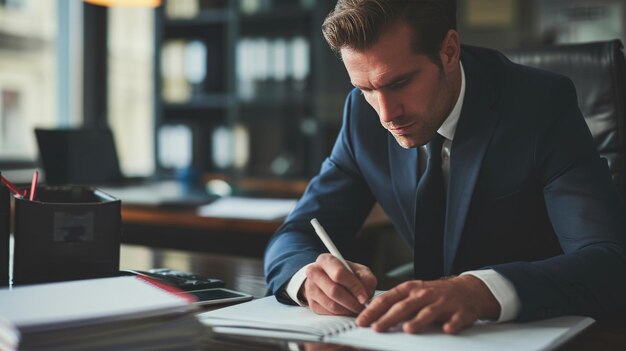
top-left (184, 288), bottom-right (253, 306)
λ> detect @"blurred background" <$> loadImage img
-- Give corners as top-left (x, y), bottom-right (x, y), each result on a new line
top-left (0, 0), bottom-right (624, 182)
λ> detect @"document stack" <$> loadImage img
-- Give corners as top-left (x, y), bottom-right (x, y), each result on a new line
top-left (0, 276), bottom-right (204, 351)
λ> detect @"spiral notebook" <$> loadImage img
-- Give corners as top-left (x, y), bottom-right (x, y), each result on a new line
top-left (199, 296), bottom-right (594, 351)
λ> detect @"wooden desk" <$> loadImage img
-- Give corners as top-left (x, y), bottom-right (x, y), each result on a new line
top-left (121, 206), bottom-right (283, 257)
top-left (118, 177), bottom-right (309, 257)
top-left (119, 243), bottom-right (268, 298)
top-left (119, 244), bottom-right (626, 351)
top-left (120, 200), bottom-right (392, 259)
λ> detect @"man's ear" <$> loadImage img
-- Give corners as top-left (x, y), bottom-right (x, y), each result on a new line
top-left (439, 29), bottom-right (460, 73)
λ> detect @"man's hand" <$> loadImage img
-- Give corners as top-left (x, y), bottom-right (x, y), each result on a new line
top-left (356, 275), bottom-right (500, 334)
top-left (300, 253), bottom-right (377, 316)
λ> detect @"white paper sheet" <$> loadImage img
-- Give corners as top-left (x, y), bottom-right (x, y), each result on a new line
top-left (197, 197), bottom-right (297, 220)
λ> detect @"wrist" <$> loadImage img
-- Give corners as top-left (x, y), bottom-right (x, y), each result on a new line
top-left (455, 275), bottom-right (500, 320)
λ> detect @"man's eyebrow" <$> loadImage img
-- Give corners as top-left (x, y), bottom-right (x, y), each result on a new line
top-left (352, 70), bottom-right (418, 91)
top-left (352, 82), bottom-right (370, 91)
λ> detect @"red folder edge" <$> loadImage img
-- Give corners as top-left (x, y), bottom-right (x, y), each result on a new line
top-left (134, 275), bottom-right (198, 304)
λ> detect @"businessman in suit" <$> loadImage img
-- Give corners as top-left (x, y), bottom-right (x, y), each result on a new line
top-left (264, 0), bottom-right (626, 334)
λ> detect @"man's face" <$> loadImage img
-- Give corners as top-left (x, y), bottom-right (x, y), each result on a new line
top-left (341, 22), bottom-right (461, 149)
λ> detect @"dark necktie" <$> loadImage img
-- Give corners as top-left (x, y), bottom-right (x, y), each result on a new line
top-left (414, 134), bottom-right (445, 280)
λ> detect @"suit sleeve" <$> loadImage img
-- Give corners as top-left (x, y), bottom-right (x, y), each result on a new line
top-left (264, 90), bottom-right (376, 303)
top-left (491, 77), bottom-right (626, 321)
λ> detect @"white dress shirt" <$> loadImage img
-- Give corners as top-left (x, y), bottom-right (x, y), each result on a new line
top-left (286, 62), bottom-right (521, 322)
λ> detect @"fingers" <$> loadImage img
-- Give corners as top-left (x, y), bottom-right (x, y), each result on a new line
top-left (350, 262), bottom-right (378, 297)
top-left (356, 279), bottom-right (483, 335)
top-left (356, 281), bottom-right (413, 327)
top-left (357, 282), bottom-right (434, 331)
top-left (304, 254), bottom-right (373, 315)
top-left (317, 254), bottom-right (371, 304)
top-left (442, 311), bottom-right (475, 334)
top-left (307, 289), bottom-right (348, 316)
top-left (305, 267), bottom-right (364, 315)
top-left (402, 300), bottom-right (449, 333)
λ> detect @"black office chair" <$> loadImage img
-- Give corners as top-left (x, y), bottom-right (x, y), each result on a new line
top-left (503, 39), bottom-right (626, 199)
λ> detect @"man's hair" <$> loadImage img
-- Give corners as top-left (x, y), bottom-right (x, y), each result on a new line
top-left (321, 0), bottom-right (456, 63)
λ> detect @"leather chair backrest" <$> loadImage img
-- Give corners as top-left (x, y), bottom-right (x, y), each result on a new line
top-left (503, 40), bottom-right (626, 199)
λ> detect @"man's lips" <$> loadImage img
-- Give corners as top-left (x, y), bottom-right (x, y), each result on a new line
top-left (388, 122), bottom-right (416, 136)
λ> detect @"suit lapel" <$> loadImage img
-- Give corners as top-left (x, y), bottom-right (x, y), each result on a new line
top-left (388, 133), bottom-right (419, 245)
top-left (444, 53), bottom-right (500, 274)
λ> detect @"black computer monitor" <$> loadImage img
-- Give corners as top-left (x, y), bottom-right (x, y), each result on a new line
top-left (35, 128), bottom-right (125, 185)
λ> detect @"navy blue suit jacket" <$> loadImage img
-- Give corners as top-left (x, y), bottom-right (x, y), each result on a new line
top-left (264, 45), bottom-right (626, 321)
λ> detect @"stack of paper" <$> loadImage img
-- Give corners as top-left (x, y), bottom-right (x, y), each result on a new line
top-left (0, 276), bottom-right (204, 351)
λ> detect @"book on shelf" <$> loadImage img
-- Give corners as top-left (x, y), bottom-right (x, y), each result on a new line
top-left (165, 0), bottom-right (199, 19)
top-left (199, 295), bottom-right (595, 351)
top-left (0, 276), bottom-right (204, 351)
top-left (161, 40), bottom-right (191, 103)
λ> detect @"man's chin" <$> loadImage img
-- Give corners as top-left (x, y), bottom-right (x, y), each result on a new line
top-left (392, 135), bottom-right (420, 149)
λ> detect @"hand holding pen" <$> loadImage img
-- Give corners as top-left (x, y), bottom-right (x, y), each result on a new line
top-left (302, 218), bottom-right (377, 316)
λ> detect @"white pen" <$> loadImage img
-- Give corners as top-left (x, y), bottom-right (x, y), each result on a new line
top-left (310, 218), bottom-right (354, 273)
top-left (311, 218), bottom-right (371, 306)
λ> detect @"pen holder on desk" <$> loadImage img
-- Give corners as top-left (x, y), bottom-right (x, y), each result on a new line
top-left (0, 171), bottom-right (9, 287)
top-left (12, 186), bottom-right (121, 285)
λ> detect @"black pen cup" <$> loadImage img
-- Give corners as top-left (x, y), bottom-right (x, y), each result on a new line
top-left (12, 186), bottom-right (121, 285)
top-left (0, 171), bottom-right (9, 287)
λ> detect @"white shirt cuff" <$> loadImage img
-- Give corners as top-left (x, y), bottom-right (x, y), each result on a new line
top-left (285, 264), bottom-right (313, 306)
top-left (461, 269), bottom-right (521, 322)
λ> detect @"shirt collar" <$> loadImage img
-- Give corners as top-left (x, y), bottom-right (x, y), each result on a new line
top-left (437, 61), bottom-right (465, 141)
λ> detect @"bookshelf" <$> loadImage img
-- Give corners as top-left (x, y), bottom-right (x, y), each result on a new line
top-left (154, 0), bottom-right (351, 180)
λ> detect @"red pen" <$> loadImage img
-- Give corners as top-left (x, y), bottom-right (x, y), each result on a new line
top-left (29, 171), bottom-right (38, 201)
top-left (0, 175), bottom-right (25, 198)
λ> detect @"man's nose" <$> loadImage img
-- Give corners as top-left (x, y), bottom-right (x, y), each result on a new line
top-left (375, 91), bottom-right (402, 123)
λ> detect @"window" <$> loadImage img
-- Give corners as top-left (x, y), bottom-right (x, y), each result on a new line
top-left (107, 6), bottom-right (154, 176)
top-left (0, 0), bottom-right (58, 162)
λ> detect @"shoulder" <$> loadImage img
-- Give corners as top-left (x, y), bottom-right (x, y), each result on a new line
top-left (462, 44), bottom-right (578, 117)
top-left (462, 44), bottom-right (576, 93)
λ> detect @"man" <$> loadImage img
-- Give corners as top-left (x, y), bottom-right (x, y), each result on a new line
top-left (264, 0), bottom-right (626, 335)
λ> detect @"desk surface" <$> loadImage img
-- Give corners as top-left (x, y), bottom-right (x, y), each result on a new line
top-left (120, 201), bottom-right (392, 257)
top-left (121, 206), bottom-right (283, 257)
top-left (120, 244), bottom-right (626, 351)
top-left (120, 244), bottom-right (268, 298)
top-left (122, 206), bottom-right (283, 234)
top-left (118, 176), bottom-right (307, 255)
